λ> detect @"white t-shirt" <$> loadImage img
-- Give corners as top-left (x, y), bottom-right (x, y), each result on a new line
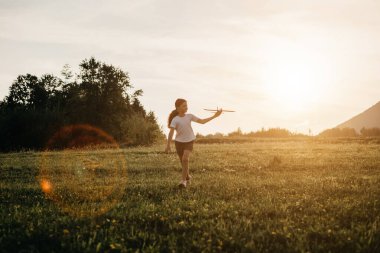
top-left (170, 113), bottom-right (200, 142)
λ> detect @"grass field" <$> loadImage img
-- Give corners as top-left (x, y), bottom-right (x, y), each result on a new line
top-left (1, 139), bottom-right (379, 252)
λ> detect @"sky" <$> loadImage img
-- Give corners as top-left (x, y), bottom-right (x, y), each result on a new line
top-left (1, 0), bottom-right (380, 136)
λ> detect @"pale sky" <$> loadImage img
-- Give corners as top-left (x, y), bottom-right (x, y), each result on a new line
top-left (1, 0), bottom-right (380, 136)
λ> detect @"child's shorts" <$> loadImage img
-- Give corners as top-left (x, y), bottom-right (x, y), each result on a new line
top-left (175, 140), bottom-right (194, 159)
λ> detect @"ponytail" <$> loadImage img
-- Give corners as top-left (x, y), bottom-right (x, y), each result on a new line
top-left (167, 98), bottom-right (187, 128)
top-left (168, 109), bottom-right (178, 128)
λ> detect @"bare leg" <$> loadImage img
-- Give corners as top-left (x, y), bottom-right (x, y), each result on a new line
top-left (181, 150), bottom-right (191, 181)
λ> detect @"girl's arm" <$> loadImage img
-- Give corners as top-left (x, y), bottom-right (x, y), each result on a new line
top-left (165, 128), bottom-right (175, 153)
top-left (196, 110), bottom-right (222, 124)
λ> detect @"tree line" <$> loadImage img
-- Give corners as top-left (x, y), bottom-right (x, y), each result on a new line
top-left (196, 127), bottom-right (309, 138)
top-left (0, 57), bottom-right (165, 152)
top-left (196, 127), bottom-right (380, 139)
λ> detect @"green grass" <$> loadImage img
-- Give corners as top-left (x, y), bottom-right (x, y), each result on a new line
top-left (0, 139), bottom-right (379, 252)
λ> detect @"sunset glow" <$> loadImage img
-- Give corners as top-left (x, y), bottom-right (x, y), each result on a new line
top-left (260, 42), bottom-right (333, 113)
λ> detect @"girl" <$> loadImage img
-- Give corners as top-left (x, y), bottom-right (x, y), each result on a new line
top-left (165, 98), bottom-right (222, 188)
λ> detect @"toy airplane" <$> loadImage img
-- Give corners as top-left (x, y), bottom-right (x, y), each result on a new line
top-left (203, 107), bottom-right (236, 112)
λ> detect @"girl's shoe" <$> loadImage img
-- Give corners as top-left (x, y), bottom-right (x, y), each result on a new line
top-left (178, 180), bottom-right (187, 188)
top-left (186, 175), bottom-right (192, 184)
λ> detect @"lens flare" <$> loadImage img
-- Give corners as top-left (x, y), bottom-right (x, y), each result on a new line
top-left (39, 124), bottom-right (127, 218)
top-left (40, 179), bottom-right (52, 194)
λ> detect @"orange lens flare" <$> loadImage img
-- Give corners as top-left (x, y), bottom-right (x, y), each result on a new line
top-left (40, 179), bottom-right (52, 194)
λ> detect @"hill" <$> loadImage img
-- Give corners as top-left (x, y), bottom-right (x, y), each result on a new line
top-left (337, 101), bottom-right (380, 132)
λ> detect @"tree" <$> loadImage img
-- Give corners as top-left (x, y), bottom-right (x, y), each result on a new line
top-left (228, 127), bottom-right (243, 137)
top-left (0, 57), bottom-right (165, 152)
top-left (246, 128), bottom-right (292, 138)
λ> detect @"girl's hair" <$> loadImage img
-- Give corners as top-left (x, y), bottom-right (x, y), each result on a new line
top-left (168, 98), bottom-right (187, 128)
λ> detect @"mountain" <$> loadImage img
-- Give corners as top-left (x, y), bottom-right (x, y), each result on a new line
top-left (336, 101), bottom-right (380, 132)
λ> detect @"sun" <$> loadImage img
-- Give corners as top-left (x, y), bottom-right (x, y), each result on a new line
top-left (260, 43), bottom-right (332, 113)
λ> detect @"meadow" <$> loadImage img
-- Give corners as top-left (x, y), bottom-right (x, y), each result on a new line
top-left (0, 139), bottom-right (379, 252)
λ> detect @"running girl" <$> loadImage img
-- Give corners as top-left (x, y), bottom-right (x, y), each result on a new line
top-left (165, 98), bottom-right (222, 187)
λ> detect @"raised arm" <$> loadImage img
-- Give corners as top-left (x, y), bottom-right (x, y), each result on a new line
top-left (196, 109), bottom-right (222, 124)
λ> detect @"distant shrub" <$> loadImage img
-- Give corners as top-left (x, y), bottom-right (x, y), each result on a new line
top-left (228, 127), bottom-right (243, 137)
top-left (196, 133), bottom-right (204, 138)
top-left (246, 128), bottom-right (294, 138)
top-left (203, 132), bottom-right (225, 138)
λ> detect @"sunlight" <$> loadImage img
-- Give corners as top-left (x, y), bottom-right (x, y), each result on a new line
top-left (260, 42), bottom-right (333, 113)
